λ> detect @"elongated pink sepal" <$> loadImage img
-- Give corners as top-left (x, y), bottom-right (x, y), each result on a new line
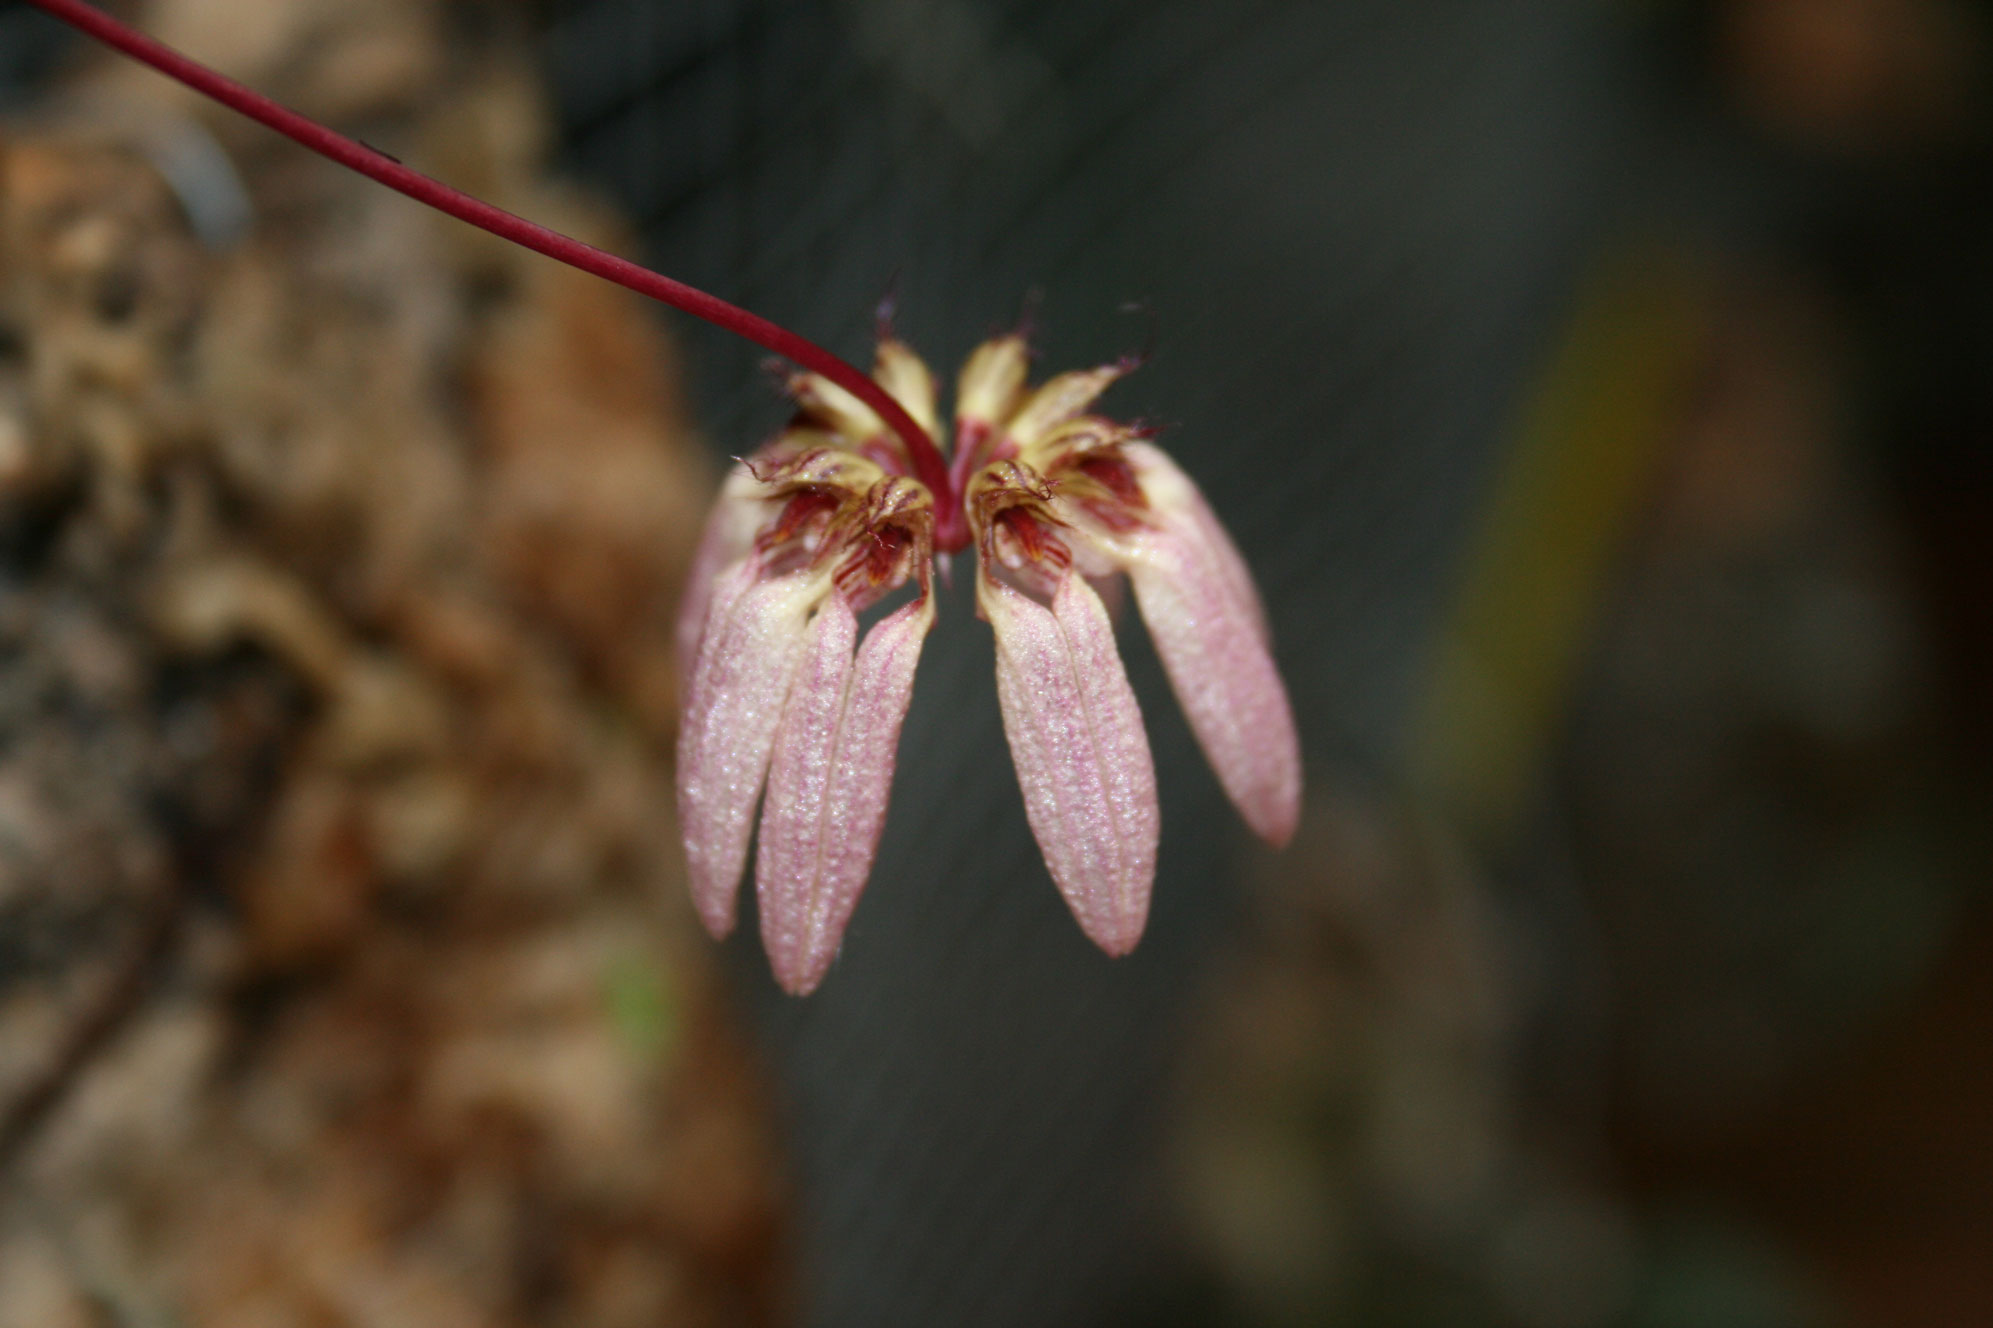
top-left (756, 592), bottom-right (932, 994)
top-left (985, 573), bottom-right (1159, 955)
top-left (1124, 496), bottom-right (1300, 846)
top-left (676, 466), bottom-right (773, 676)
top-left (676, 564), bottom-right (822, 936)
top-left (1124, 441), bottom-right (1269, 644)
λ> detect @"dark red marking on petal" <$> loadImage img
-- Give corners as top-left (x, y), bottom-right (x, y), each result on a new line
top-left (765, 490), bottom-right (842, 547)
top-left (1075, 453), bottom-right (1146, 508)
top-left (995, 508), bottom-right (1074, 574)
top-left (859, 439), bottom-right (906, 474)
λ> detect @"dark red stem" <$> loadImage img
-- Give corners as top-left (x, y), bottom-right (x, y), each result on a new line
top-left (23, 0), bottom-right (967, 547)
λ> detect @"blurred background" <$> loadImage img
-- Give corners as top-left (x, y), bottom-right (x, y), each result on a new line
top-left (1, 0), bottom-right (1989, 1325)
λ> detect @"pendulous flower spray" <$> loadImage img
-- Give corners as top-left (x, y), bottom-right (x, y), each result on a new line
top-left (29, 0), bottom-right (1302, 994)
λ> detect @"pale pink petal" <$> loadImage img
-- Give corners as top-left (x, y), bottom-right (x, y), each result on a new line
top-left (983, 572), bottom-right (1159, 955)
top-left (756, 592), bottom-right (934, 994)
top-left (1125, 526), bottom-right (1301, 847)
top-left (676, 565), bottom-right (823, 937)
top-left (1123, 440), bottom-right (1269, 644)
top-left (675, 464), bottom-right (772, 676)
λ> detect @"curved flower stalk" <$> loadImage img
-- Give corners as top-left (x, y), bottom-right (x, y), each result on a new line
top-left (681, 335), bottom-right (1301, 991)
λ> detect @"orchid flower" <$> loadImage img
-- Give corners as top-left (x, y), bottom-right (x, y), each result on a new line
top-left (29, 0), bottom-right (1301, 997)
top-left (679, 335), bottom-right (1301, 993)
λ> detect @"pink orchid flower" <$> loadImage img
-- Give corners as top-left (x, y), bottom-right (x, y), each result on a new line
top-left (28, 3), bottom-right (1296, 998)
top-left (678, 334), bottom-right (1302, 994)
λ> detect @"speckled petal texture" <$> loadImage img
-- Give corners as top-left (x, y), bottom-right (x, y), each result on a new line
top-left (757, 592), bottom-right (933, 994)
top-left (1125, 509), bottom-right (1300, 847)
top-left (676, 564), bottom-right (822, 936)
top-left (1124, 441), bottom-right (1269, 645)
top-left (985, 573), bottom-right (1158, 955)
top-left (675, 466), bottom-right (771, 675)
top-left (674, 334), bottom-right (1305, 990)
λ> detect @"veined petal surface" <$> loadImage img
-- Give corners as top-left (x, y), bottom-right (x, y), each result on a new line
top-left (675, 464), bottom-right (771, 675)
top-left (676, 565), bottom-right (823, 936)
top-left (1125, 523), bottom-right (1300, 847)
top-left (956, 334), bottom-right (1028, 428)
top-left (1005, 364), bottom-right (1126, 451)
top-left (985, 573), bottom-right (1158, 955)
top-left (757, 591), bottom-right (933, 994)
top-left (1124, 440), bottom-right (1269, 645)
top-left (874, 340), bottom-right (939, 439)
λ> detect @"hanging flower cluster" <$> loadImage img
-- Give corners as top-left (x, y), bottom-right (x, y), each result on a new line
top-left (26, 2), bottom-right (1297, 999)
top-left (677, 334), bottom-right (1301, 994)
